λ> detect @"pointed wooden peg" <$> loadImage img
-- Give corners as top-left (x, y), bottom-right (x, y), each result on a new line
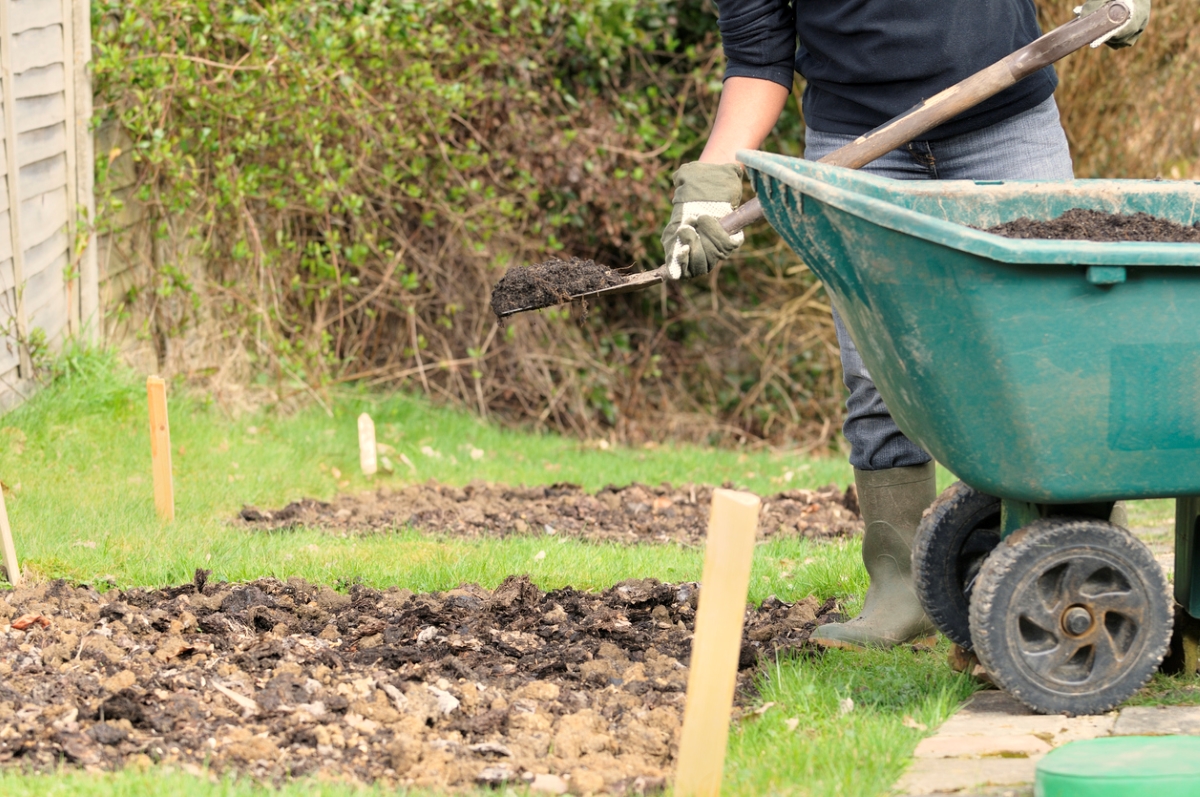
top-left (0, 485), bottom-right (20, 586)
top-left (675, 488), bottom-right (761, 796)
top-left (147, 376), bottom-right (175, 522)
top-left (358, 413), bottom-right (377, 476)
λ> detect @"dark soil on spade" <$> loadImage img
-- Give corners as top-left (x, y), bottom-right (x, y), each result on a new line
top-left (237, 481), bottom-right (862, 543)
top-left (0, 574), bottom-right (840, 793)
top-left (490, 257), bottom-right (624, 317)
top-left (984, 208), bottom-right (1200, 243)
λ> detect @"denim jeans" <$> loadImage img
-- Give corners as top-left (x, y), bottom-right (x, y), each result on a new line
top-left (802, 96), bottom-right (1074, 471)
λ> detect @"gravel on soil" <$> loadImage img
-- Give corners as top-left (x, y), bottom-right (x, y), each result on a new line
top-left (0, 573), bottom-right (841, 794)
top-left (237, 481), bottom-right (862, 544)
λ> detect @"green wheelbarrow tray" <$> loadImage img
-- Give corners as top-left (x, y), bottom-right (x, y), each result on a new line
top-left (739, 151), bottom-right (1200, 506)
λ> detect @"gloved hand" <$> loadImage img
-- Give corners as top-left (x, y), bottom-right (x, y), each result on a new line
top-left (660, 162), bottom-right (744, 280)
top-left (1076, 0), bottom-right (1150, 48)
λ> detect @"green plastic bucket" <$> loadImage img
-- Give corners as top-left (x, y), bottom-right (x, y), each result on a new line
top-left (1037, 736), bottom-right (1200, 796)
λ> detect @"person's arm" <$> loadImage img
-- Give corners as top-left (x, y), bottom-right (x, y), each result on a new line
top-left (699, 77), bottom-right (791, 166)
top-left (660, 0), bottom-right (795, 279)
top-left (660, 78), bottom-right (791, 278)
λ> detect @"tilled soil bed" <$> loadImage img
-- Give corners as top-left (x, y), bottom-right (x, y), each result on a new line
top-left (0, 574), bottom-right (838, 793)
top-left (238, 481), bottom-right (861, 544)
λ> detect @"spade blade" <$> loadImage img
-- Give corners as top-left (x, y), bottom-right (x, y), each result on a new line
top-left (491, 257), bottom-right (670, 318)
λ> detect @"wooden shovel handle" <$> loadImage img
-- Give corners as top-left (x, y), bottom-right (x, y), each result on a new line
top-left (719, 0), bottom-right (1131, 235)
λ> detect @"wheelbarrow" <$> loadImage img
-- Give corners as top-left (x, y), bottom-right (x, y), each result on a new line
top-left (739, 151), bottom-right (1200, 715)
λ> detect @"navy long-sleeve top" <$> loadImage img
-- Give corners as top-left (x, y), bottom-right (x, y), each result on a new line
top-left (720, 0), bottom-right (1058, 140)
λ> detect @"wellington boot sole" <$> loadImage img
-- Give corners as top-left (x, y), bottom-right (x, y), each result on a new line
top-left (810, 632), bottom-right (937, 652)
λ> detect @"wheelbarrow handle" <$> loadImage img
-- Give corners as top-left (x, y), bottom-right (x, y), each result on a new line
top-left (719, 0), bottom-right (1132, 236)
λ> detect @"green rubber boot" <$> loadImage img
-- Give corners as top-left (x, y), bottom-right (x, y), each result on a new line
top-left (811, 462), bottom-right (939, 650)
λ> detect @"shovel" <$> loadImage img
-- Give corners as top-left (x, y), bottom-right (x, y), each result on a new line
top-left (492, 0), bottom-right (1132, 318)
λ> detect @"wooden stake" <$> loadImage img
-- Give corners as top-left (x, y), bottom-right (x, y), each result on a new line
top-left (675, 488), bottom-right (761, 797)
top-left (358, 413), bottom-right (377, 476)
top-left (147, 376), bottom-right (174, 522)
top-left (0, 485), bottom-right (20, 586)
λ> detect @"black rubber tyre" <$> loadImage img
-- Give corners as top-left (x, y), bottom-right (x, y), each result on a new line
top-left (970, 518), bottom-right (1172, 715)
top-left (912, 481), bottom-right (1002, 649)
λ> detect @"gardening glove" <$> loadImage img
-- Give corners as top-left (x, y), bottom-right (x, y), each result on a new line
top-left (660, 162), bottom-right (744, 280)
top-left (1076, 0), bottom-right (1150, 48)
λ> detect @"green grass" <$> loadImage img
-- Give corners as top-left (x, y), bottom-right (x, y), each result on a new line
top-left (12, 350), bottom-right (1191, 794)
top-left (0, 350), bottom-right (855, 591)
top-left (726, 646), bottom-right (977, 796)
top-left (0, 350), bottom-right (980, 795)
top-left (1125, 673), bottom-right (1200, 708)
top-left (1128, 498), bottom-right (1176, 529)
top-left (0, 771), bottom-right (407, 797)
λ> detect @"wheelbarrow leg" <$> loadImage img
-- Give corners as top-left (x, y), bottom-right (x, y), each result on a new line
top-left (999, 499), bottom-right (1119, 538)
top-left (1000, 500), bottom-right (1045, 537)
top-left (1164, 497), bottom-right (1200, 675)
top-left (1173, 497), bottom-right (1200, 617)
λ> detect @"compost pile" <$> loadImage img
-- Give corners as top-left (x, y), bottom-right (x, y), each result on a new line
top-left (985, 208), bottom-right (1200, 243)
top-left (238, 481), bottom-right (861, 543)
top-left (490, 257), bottom-right (625, 317)
top-left (0, 575), bottom-right (837, 793)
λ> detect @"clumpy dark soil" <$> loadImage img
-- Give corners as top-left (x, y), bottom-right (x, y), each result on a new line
top-left (985, 208), bottom-right (1200, 243)
top-left (238, 481), bottom-right (862, 544)
top-left (0, 574), bottom-right (840, 793)
top-left (491, 257), bottom-right (625, 317)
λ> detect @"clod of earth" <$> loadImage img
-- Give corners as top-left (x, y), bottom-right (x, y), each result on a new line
top-left (238, 481), bottom-right (861, 544)
top-left (983, 208), bottom-right (1200, 243)
top-left (0, 574), bottom-right (839, 793)
top-left (490, 257), bottom-right (625, 317)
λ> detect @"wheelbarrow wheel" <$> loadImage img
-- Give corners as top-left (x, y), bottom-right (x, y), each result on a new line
top-left (912, 481), bottom-right (1001, 650)
top-left (970, 518), bottom-right (1172, 715)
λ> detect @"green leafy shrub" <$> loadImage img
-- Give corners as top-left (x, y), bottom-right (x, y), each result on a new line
top-left (91, 0), bottom-right (1200, 447)
top-left (92, 0), bottom-right (840, 446)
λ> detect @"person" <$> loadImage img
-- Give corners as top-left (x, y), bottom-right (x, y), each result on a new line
top-left (660, 0), bottom-right (1150, 649)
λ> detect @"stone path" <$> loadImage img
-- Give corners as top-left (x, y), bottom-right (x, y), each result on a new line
top-left (895, 520), bottom-right (1185, 796)
top-left (895, 691), bottom-right (1109, 796)
top-left (896, 687), bottom-right (1200, 795)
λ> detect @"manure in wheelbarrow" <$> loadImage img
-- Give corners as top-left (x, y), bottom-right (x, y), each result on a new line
top-left (490, 256), bottom-right (624, 318)
top-left (983, 208), bottom-right (1200, 243)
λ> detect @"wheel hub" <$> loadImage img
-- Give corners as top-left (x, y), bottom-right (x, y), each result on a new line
top-left (1062, 605), bottom-right (1094, 637)
top-left (1010, 552), bottom-right (1151, 689)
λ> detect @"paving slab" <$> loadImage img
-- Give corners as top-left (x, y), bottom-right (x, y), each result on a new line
top-left (895, 756), bottom-right (1041, 795)
top-left (1112, 705), bottom-right (1200, 736)
top-left (914, 734), bottom-right (1051, 759)
top-left (934, 691), bottom-right (1117, 746)
top-left (895, 691), bottom-right (1120, 795)
top-left (947, 691), bottom-right (1037, 719)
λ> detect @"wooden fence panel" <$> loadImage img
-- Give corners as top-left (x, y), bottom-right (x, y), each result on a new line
top-left (0, 0), bottom-right (94, 412)
top-left (0, 281), bottom-right (23, 408)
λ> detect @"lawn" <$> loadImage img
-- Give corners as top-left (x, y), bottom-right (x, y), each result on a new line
top-left (0, 351), bottom-right (975, 795)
